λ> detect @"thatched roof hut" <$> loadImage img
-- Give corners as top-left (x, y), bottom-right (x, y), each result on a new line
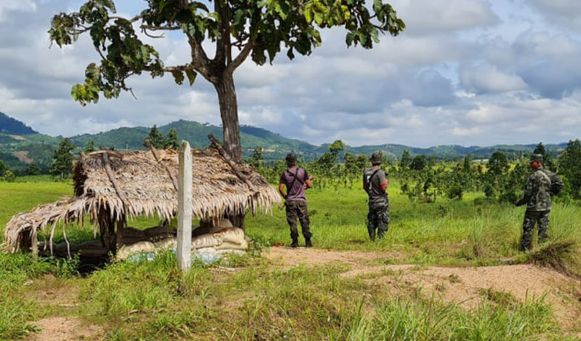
top-left (3, 140), bottom-right (280, 253)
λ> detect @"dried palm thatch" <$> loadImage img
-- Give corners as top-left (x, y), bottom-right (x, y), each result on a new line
top-left (3, 144), bottom-right (281, 253)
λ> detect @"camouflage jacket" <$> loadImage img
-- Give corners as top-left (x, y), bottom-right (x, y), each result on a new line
top-left (518, 169), bottom-right (554, 211)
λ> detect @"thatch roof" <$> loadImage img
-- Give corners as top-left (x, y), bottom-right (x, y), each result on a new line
top-left (3, 144), bottom-right (280, 252)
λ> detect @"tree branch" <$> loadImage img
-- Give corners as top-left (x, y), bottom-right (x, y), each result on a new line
top-left (162, 65), bottom-right (192, 72)
top-left (140, 24), bottom-right (182, 31)
top-left (186, 34), bottom-right (217, 83)
top-left (228, 40), bottom-right (254, 73)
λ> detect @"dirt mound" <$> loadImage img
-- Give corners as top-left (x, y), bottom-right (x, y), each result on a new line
top-left (266, 246), bottom-right (581, 330)
top-left (26, 317), bottom-right (103, 341)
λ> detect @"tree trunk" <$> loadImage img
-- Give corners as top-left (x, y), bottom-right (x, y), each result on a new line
top-left (214, 71), bottom-right (242, 163)
top-left (213, 70), bottom-right (245, 228)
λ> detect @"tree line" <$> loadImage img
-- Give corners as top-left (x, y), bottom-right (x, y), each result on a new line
top-left (2, 132), bottom-right (579, 200)
top-left (251, 140), bottom-right (581, 201)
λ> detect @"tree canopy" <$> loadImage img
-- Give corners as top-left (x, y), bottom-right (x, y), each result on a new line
top-left (49, 0), bottom-right (405, 161)
top-left (559, 139), bottom-right (581, 198)
top-left (50, 138), bottom-right (76, 178)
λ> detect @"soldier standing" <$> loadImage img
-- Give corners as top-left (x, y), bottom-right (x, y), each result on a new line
top-left (279, 153), bottom-right (313, 248)
top-left (515, 154), bottom-right (563, 251)
top-left (363, 153), bottom-right (389, 240)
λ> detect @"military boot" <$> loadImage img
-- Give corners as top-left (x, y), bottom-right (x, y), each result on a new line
top-left (305, 238), bottom-right (313, 248)
top-left (291, 238), bottom-right (299, 248)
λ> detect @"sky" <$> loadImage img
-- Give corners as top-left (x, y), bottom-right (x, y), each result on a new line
top-left (0, 0), bottom-right (580, 147)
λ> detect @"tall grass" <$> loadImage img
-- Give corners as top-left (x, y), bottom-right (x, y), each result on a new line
top-left (0, 180), bottom-right (579, 339)
top-left (75, 259), bottom-right (560, 340)
top-left (347, 297), bottom-right (556, 340)
top-left (246, 183), bottom-right (581, 269)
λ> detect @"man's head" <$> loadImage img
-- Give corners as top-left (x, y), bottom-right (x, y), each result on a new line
top-left (285, 152), bottom-right (297, 166)
top-left (530, 154), bottom-right (544, 169)
top-left (369, 152), bottom-right (382, 166)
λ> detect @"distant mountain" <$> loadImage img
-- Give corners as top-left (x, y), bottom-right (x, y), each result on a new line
top-left (0, 112), bottom-right (37, 135)
top-left (343, 143), bottom-right (568, 160)
top-left (0, 112), bottom-right (574, 171)
top-left (70, 120), bottom-right (319, 159)
top-left (68, 120), bottom-right (567, 161)
top-left (71, 126), bottom-right (150, 150)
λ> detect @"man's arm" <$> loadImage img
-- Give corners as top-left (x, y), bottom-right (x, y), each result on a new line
top-left (305, 176), bottom-right (313, 189)
top-left (279, 183), bottom-right (287, 199)
top-left (278, 173), bottom-right (287, 199)
top-left (380, 179), bottom-right (389, 192)
top-left (378, 171), bottom-right (388, 193)
top-left (304, 169), bottom-right (313, 189)
top-left (363, 172), bottom-right (369, 193)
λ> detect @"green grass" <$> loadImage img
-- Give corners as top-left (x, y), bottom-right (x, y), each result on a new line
top-left (0, 181), bottom-right (71, 229)
top-left (246, 183), bottom-right (581, 270)
top-left (0, 179), bottom-right (579, 339)
top-left (348, 296), bottom-right (557, 340)
top-left (0, 252), bottom-right (80, 339)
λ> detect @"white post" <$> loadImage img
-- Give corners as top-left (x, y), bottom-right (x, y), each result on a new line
top-left (177, 141), bottom-right (193, 271)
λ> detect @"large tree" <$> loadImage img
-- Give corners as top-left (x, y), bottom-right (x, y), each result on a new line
top-left (50, 138), bottom-right (76, 178)
top-left (49, 0), bottom-right (405, 162)
top-left (559, 139), bottom-right (581, 198)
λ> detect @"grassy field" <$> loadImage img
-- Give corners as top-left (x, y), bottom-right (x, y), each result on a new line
top-left (247, 183), bottom-right (581, 267)
top-left (0, 180), bottom-right (580, 340)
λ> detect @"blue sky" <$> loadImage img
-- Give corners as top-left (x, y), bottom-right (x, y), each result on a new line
top-left (0, 0), bottom-right (580, 147)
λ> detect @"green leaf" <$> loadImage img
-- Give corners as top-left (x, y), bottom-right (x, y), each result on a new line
top-left (185, 69), bottom-right (197, 86)
top-left (304, 3), bottom-right (313, 23)
top-left (171, 70), bottom-right (184, 85)
top-left (314, 12), bottom-right (324, 26)
top-left (346, 31), bottom-right (355, 46)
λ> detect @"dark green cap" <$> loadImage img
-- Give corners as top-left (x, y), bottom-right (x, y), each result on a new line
top-left (285, 152), bottom-right (297, 165)
top-left (369, 152), bottom-right (382, 165)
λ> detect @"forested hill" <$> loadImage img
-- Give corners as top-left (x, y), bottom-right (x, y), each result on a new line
top-left (0, 112), bottom-right (37, 135)
top-left (69, 120), bottom-right (566, 160)
top-left (69, 120), bottom-right (316, 159)
top-left (0, 112), bottom-right (571, 172)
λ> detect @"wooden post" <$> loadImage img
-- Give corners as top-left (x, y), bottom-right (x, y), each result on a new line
top-left (177, 141), bottom-right (193, 271)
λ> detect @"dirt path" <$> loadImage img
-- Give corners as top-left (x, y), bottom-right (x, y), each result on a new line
top-left (25, 317), bottom-right (103, 341)
top-left (266, 246), bottom-right (581, 330)
top-left (24, 276), bottom-right (103, 341)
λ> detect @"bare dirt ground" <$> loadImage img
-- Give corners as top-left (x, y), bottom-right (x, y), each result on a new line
top-left (13, 151), bottom-right (33, 164)
top-left (266, 246), bottom-right (581, 330)
top-left (25, 276), bottom-right (103, 341)
top-left (25, 317), bottom-right (103, 341)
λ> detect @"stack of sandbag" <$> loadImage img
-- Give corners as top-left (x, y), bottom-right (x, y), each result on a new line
top-left (116, 226), bottom-right (248, 261)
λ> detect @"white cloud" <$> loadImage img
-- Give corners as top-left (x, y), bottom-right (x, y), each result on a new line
top-left (0, 0), bottom-right (36, 22)
top-left (452, 126), bottom-right (484, 137)
top-left (0, 0), bottom-right (579, 149)
top-left (460, 64), bottom-right (527, 93)
top-left (390, 0), bottom-right (498, 35)
top-left (529, 0), bottom-right (581, 31)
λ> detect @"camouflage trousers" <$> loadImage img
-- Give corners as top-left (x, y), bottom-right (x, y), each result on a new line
top-left (286, 200), bottom-right (311, 241)
top-left (520, 210), bottom-right (550, 251)
top-left (367, 203), bottom-right (389, 240)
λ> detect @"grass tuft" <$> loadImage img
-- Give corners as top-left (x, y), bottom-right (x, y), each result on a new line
top-left (527, 241), bottom-right (579, 276)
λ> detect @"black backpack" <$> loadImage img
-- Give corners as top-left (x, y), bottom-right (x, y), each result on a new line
top-left (364, 169), bottom-right (380, 192)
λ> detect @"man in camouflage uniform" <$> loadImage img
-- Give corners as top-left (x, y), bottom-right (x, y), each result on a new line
top-left (515, 154), bottom-right (563, 251)
top-left (363, 153), bottom-right (389, 240)
top-left (279, 153), bottom-right (314, 248)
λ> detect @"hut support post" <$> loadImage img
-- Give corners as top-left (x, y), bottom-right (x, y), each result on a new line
top-left (177, 141), bottom-right (193, 271)
top-left (31, 231), bottom-right (38, 258)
